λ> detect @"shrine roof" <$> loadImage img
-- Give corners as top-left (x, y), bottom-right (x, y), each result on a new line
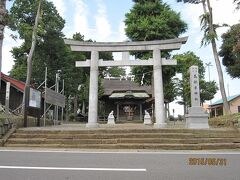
top-left (102, 79), bottom-right (152, 96)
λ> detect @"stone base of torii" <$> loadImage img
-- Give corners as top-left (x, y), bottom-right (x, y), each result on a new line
top-left (65, 37), bottom-right (188, 128)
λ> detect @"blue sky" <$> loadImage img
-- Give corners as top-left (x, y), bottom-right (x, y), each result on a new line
top-left (3, 0), bottom-right (240, 115)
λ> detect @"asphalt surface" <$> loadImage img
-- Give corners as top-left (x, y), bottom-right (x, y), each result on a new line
top-left (0, 149), bottom-right (240, 180)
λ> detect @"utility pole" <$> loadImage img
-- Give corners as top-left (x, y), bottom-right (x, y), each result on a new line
top-left (61, 79), bottom-right (64, 124)
top-left (205, 62), bottom-right (213, 82)
top-left (43, 67), bottom-right (47, 126)
top-left (227, 83), bottom-right (230, 97)
top-left (205, 62), bottom-right (213, 117)
top-left (55, 70), bottom-right (61, 125)
top-left (205, 62), bottom-right (213, 104)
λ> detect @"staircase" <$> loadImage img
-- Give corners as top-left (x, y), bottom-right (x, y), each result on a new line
top-left (5, 128), bottom-right (240, 150)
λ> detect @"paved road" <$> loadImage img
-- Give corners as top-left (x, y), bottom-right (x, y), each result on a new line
top-left (0, 149), bottom-right (239, 180)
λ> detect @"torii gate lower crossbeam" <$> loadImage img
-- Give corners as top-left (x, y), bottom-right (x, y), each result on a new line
top-left (65, 37), bottom-right (187, 128)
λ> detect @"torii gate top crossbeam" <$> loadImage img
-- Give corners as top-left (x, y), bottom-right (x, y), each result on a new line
top-left (64, 37), bottom-right (188, 52)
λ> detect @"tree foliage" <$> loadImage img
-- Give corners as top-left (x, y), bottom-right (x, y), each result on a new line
top-left (125, 0), bottom-right (187, 102)
top-left (125, 0), bottom-right (187, 41)
top-left (234, 0), bottom-right (240, 9)
top-left (103, 67), bottom-right (126, 77)
top-left (9, 0), bottom-right (66, 86)
top-left (219, 23), bottom-right (240, 78)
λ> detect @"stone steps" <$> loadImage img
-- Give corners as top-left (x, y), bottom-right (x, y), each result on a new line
top-left (11, 133), bottom-right (196, 139)
top-left (5, 142), bottom-right (240, 150)
top-left (7, 137), bottom-right (240, 144)
top-left (5, 128), bottom-right (240, 150)
top-left (15, 128), bottom-right (238, 134)
top-left (11, 132), bottom-right (240, 139)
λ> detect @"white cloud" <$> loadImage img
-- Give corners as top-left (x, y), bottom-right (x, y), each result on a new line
top-left (2, 43), bottom-right (14, 74)
top-left (211, 0), bottom-right (240, 26)
top-left (48, 0), bottom-right (66, 18)
top-left (118, 21), bottom-right (127, 41)
top-left (2, 29), bottom-right (23, 74)
top-left (74, 13), bottom-right (91, 38)
top-left (94, 0), bottom-right (112, 41)
top-left (71, 0), bottom-right (91, 39)
top-left (70, 0), bottom-right (126, 42)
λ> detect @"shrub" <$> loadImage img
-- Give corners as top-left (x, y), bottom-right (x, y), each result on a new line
top-left (209, 113), bottom-right (240, 128)
top-left (68, 113), bottom-right (75, 121)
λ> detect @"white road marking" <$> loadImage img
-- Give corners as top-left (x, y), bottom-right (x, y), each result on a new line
top-left (0, 166), bottom-right (146, 172)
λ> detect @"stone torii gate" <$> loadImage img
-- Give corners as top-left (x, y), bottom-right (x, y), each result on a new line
top-left (65, 37), bottom-right (188, 128)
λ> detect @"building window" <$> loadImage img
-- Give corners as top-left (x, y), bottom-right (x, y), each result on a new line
top-left (238, 106), bottom-right (240, 113)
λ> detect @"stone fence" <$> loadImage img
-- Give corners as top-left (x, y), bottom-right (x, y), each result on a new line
top-left (0, 115), bottom-right (53, 138)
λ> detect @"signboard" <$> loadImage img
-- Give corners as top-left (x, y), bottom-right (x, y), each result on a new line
top-left (45, 88), bottom-right (65, 107)
top-left (29, 88), bottom-right (41, 108)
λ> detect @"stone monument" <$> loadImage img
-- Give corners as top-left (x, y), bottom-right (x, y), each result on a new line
top-left (144, 110), bottom-right (152, 125)
top-left (185, 66), bottom-right (209, 129)
top-left (107, 111), bottom-right (115, 125)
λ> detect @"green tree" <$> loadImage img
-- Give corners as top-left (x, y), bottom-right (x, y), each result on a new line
top-left (103, 67), bottom-right (126, 77)
top-left (8, 0), bottom-right (114, 120)
top-left (125, 0), bottom-right (187, 102)
top-left (174, 51), bottom-right (218, 114)
top-left (219, 23), bottom-right (240, 78)
top-left (8, 0), bottom-right (79, 121)
top-left (9, 0), bottom-right (66, 85)
top-left (176, 0), bottom-right (231, 114)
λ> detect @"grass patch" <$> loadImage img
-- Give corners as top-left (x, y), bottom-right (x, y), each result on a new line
top-left (209, 113), bottom-right (240, 128)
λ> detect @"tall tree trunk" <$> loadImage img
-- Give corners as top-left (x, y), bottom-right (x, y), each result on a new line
top-left (23, 0), bottom-right (43, 126)
top-left (210, 39), bottom-right (231, 114)
top-left (205, 0), bottom-right (231, 114)
top-left (0, 0), bottom-right (7, 89)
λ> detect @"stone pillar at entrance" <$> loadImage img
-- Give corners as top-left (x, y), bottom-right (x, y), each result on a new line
top-left (185, 66), bottom-right (209, 129)
top-left (86, 51), bottom-right (99, 128)
top-left (153, 49), bottom-right (166, 128)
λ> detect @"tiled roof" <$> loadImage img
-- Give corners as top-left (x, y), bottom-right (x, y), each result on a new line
top-left (102, 79), bottom-right (152, 95)
top-left (1, 72), bottom-right (25, 92)
top-left (210, 94), bottom-right (240, 106)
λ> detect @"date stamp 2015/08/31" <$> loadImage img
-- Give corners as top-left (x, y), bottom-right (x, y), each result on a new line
top-left (188, 158), bottom-right (227, 166)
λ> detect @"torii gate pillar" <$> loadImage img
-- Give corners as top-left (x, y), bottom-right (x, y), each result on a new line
top-left (153, 49), bottom-right (166, 128)
top-left (86, 51), bottom-right (99, 128)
